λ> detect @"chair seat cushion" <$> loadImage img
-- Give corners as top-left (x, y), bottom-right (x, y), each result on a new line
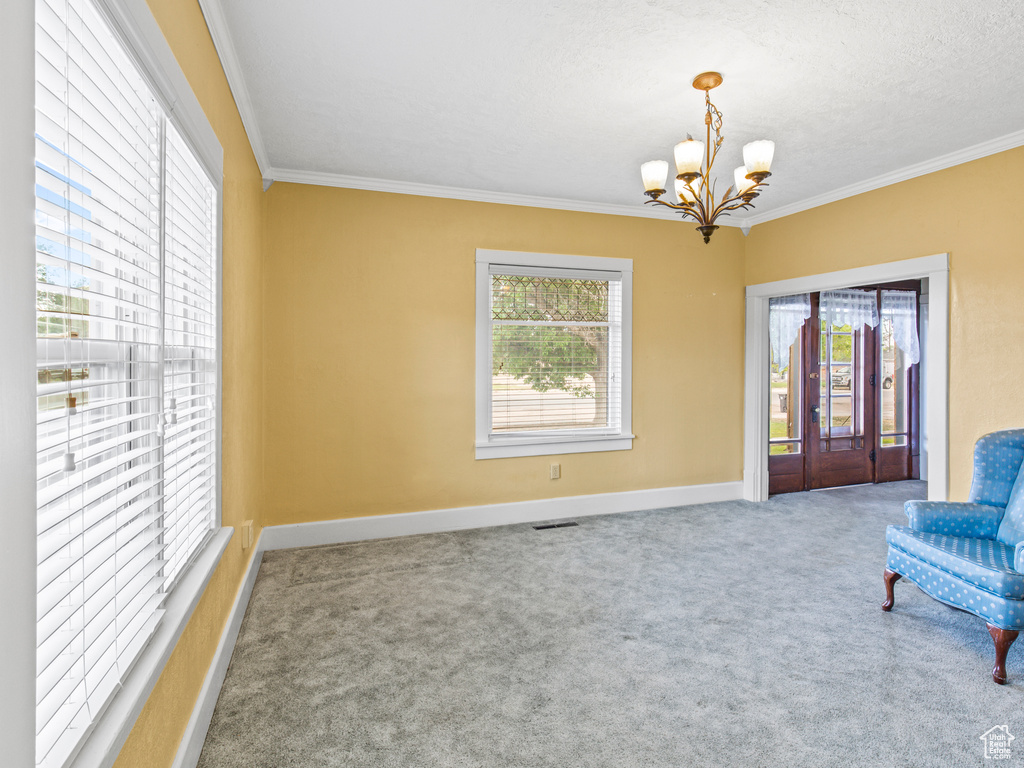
top-left (886, 525), bottom-right (1024, 599)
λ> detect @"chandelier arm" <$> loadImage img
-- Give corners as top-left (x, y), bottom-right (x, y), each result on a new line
top-left (710, 196), bottom-right (757, 219)
top-left (646, 198), bottom-right (692, 212)
top-left (708, 185), bottom-right (763, 220)
top-left (710, 180), bottom-right (771, 219)
top-left (706, 131), bottom-right (724, 183)
top-left (675, 179), bottom-right (709, 221)
top-left (644, 199), bottom-right (701, 222)
top-left (714, 191), bottom-right (755, 214)
top-left (706, 190), bottom-right (734, 221)
top-left (708, 177), bottom-right (725, 221)
top-left (690, 176), bottom-right (712, 221)
top-left (691, 182), bottom-right (711, 220)
top-left (691, 192), bottom-right (709, 221)
top-left (714, 201), bottom-right (754, 218)
top-left (711, 190), bottom-right (746, 217)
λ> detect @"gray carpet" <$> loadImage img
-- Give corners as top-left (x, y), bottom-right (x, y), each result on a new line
top-left (197, 481), bottom-right (1023, 767)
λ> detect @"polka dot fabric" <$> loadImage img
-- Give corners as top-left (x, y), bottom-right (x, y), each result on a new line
top-left (886, 429), bottom-right (1024, 632)
top-left (967, 429), bottom-right (1024, 508)
top-left (996, 470), bottom-right (1024, 547)
top-left (904, 500), bottom-right (1002, 537)
top-left (886, 526), bottom-right (1024, 599)
top-left (886, 548), bottom-right (1024, 630)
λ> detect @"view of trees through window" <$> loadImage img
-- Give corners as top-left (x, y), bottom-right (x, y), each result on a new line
top-left (491, 274), bottom-right (614, 432)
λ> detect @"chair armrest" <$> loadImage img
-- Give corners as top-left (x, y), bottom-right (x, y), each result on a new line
top-left (904, 500), bottom-right (1004, 538)
top-left (1015, 541), bottom-right (1024, 573)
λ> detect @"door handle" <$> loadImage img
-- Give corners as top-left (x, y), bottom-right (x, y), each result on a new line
top-left (811, 405), bottom-right (820, 423)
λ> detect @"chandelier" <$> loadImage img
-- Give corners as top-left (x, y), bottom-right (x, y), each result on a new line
top-left (640, 72), bottom-right (775, 244)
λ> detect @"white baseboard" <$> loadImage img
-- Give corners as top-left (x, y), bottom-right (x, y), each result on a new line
top-left (171, 534), bottom-right (264, 768)
top-left (261, 481), bottom-right (744, 551)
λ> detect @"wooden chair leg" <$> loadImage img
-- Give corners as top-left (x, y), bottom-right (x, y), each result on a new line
top-left (988, 624), bottom-right (1019, 685)
top-left (882, 568), bottom-right (902, 611)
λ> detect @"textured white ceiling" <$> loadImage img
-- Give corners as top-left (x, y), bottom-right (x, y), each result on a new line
top-left (207, 0), bottom-right (1024, 224)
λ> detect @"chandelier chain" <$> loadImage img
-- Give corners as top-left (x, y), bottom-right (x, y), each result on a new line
top-left (707, 90), bottom-right (724, 151)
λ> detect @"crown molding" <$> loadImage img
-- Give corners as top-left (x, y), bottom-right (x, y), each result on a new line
top-left (741, 128), bottom-right (1024, 227)
top-left (266, 167), bottom-right (747, 227)
top-left (259, 126), bottom-right (1024, 230)
top-left (196, 0), bottom-right (271, 179)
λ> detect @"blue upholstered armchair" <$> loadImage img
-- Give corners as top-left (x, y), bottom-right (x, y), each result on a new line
top-left (884, 429), bottom-right (1024, 684)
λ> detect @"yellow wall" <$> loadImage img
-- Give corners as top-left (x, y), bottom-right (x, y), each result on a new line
top-left (113, 1), bottom-right (266, 766)
top-left (744, 147), bottom-right (1024, 498)
top-left (261, 185), bottom-right (747, 525)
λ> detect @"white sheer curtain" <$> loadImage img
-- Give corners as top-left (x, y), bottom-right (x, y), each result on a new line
top-left (769, 294), bottom-right (811, 371)
top-left (819, 289), bottom-right (879, 330)
top-left (882, 289), bottom-right (921, 364)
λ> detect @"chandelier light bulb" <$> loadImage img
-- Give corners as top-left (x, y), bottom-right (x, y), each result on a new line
top-left (675, 178), bottom-right (698, 203)
top-left (743, 140), bottom-right (775, 175)
top-left (641, 160), bottom-right (669, 193)
top-left (674, 138), bottom-right (704, 179)
top-left (734, 166), bottom-right (755, 195)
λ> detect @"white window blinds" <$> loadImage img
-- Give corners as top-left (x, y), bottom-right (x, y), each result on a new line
top-left (489, 265), bottom-right (623, 436)
top-left (161, 122), bottom-right (218, 586)
top-left (34, 0), bottom-right (218, 765)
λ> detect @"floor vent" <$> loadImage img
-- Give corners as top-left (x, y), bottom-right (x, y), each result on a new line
top-left (532, 521), bottom-right (579, 530)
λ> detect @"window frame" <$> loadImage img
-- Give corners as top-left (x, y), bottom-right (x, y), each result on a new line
top-left (31, 0), bottom-right (229, 766)
top-left (475, 249), bottom-right (633, 460)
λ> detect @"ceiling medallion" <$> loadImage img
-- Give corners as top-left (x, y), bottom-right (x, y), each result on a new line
top-left (640, 72), bottom-right (775, 244)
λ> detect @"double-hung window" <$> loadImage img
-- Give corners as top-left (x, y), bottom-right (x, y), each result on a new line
top-left (475, 250), bottom-right (633, 459)
top-left (34, 0), bottom-right (221, 765)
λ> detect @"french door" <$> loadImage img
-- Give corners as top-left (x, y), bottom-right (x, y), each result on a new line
top-left (768, 286), bottom-right (919, 494)
top-left (807, 292), bottom-right (874, 488)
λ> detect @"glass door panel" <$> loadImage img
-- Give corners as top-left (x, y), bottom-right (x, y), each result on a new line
top-left (768, 320), bottom-right (808, 495)
top-left (770, 340), bottom-right (802, 455)
top-left (880, 315), bottom-right (909, 446)
top-left (820, 321), bottom-right (863, 451)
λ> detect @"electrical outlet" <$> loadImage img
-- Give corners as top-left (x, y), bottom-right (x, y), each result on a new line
top-left (241, 519), bottom-right (254, 550)
top-left (550, 463), bottom-right (560, 480)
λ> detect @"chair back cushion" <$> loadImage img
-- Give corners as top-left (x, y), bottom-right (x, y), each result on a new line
top-left (991, 434), bottom-right (1024, 548)
top-left (970, 430), bottom-right (1024, 509)
top-left (998, 472), bottom-right (1024, 547)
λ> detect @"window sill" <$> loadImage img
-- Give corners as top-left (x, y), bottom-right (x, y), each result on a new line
top-left (476, 433), bottom-right (634, 460)
top-left (68, 526), bottom-right (232, 768)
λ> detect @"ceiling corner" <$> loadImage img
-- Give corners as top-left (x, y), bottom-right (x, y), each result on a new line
top-left (196, 0), bottom-right (272, 178)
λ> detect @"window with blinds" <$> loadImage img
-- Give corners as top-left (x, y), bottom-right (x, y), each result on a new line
top-left (491, 268), bottom-right (622, 433)
top-left (34, 0), bottom-right (219, 765)
top-left (475, 251), bottom-right (633, 460)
